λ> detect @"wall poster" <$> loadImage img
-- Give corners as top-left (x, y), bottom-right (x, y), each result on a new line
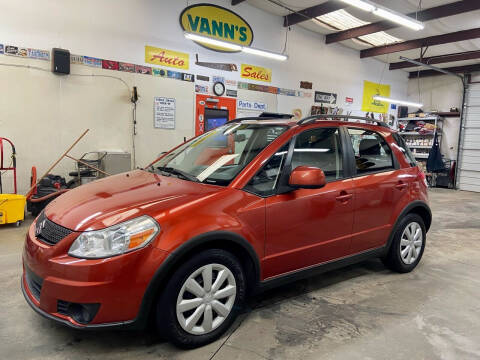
top-left (154, 97), bottom-right (176, 129)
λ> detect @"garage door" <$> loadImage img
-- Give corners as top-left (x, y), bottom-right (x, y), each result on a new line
top-left (458, 83), bottom-right (480, 192)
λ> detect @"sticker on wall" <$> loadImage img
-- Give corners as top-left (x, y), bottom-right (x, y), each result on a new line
top-left (119, 62), bottom-right (135, 73)
top-left (315, 91), bottom-right (337, 104)
top-left (4, 45), bottom-right (19, 56)
top-left (241, 64), bottom-right (272, 83)
top-left (237, 81), bottom-right (249, 90)
top-left (182, 73), bottom-right (195, 82)
top-left (212, 76), bottom-right (225, 84)
top-left (135, 65), bottom-right (152, 75)
top-left (248, 83), bottom-right (277, 94)
top-left (225, 79), bottom-right (237, 87)
top-left (226, 89), bottom-right (237, 97)
top-left (302, 92), bottom-right (313, 98)
top-left (195, 84), bottom-right (209, 94)
top-left (361, 80), bottom-right (391, 113)
top-left (27, 48), bottom-right (50, 61)
top-left (18, 48), bottom-right (28, 57)
top-left (180, 4), bottom-right (253, 53)
top-left (278, 88), bottom-right (296, 97)
top-left (196, 74), bottom-right (210, 82)
top-left (345, 97), bottom-right (354, 105)
top-left (167, 70), bottom-right (182, 80)
top-left (102, 60), bottom-right (119, 70)
top-left (300, 81), bottom-right (312, 89)
top-left (70, 54), bottom-right (84, 64)
top-left (195, 54), bottom-right (237, 72)
top-left (145, 45), bottom-right (189, 70)
top-left (0, 44), bottom-right (3, 54)
top-left (84, 56), bottom-right (102, 68)
top-left (237, 100), bottom-right (267, 111)
top-left (153, 68), bottom-right (167, 77)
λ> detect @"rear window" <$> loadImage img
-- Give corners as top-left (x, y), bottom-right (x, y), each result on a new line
top-left (392, 132), bottom-right (416, 167)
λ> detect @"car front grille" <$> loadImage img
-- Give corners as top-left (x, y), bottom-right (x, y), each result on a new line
top-left (25, 267), bottom-right (43, 301)
top-left (35, 211), bottom-right (73, 246)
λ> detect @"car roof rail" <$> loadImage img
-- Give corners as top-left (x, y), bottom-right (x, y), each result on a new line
top-left (297, 114), bottom-right (390, 128)
top-left (227, 112), bottom-right (294, 124)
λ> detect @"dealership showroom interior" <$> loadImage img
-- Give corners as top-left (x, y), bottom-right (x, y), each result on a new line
top-left (2, 0), bottom-right (480, 358)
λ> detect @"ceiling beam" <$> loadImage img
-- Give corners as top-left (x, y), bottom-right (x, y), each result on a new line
top-left (283, 1), bottom-right (346, 27)
top-left (231, 0), bottom-right (246, 5)
top-left (408, 63), bottom-right (480, 78)
top-left (390, 50), bottom-right (480, 70)
top-left (326, 0), bottom-right (480, 44)
top-left (360, 28), bottom-right (480, 58)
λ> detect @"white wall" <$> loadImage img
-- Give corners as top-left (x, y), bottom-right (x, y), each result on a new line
top-left (407, 75), bottom-right (463, 160)
top-left (0, 0), bottom-right (408, 193)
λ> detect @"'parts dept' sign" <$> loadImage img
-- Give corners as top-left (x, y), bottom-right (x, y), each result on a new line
top-left (180, 4), bottom-right (253, 52)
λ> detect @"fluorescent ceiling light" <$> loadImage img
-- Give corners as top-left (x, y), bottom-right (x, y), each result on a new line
top-left (339, 0), bottom-right (375, 12)
top-left (373, 95), bottom-right (423, 108)
top-left (242, 47), bottom-right (288, 61)
top-left (184, 33), bottom-right (242, 51)
top-left (339, 0), bottom-right (424, 31)
top-left (184, 32), bottom-right (288, 61)
top-left (373, 8), bottom-right (424, 31)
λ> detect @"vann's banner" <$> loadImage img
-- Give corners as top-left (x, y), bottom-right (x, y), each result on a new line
top-left (145, 46), bottom-right (189, 70)
top-left (361, 80), bottom-right (391, 113)
top-left (180, 4), bottom-right (253, 52)
top-left (241, 64), bottom-right (272, 83)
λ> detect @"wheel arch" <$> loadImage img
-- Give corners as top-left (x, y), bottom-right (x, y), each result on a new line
top-left (386, 200), bottom-right (432, 252)
top-left (132, 231), bottom-right (261, 329)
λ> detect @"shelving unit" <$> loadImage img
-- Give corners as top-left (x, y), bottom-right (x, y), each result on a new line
top-left (397, 115), bottom-right (443, 161)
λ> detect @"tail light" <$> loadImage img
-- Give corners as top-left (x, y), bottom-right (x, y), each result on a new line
top-left (417, 169), bottom-right (428, 187)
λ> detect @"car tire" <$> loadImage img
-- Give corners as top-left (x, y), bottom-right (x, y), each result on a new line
top-left (382, 213), bottom-right (426, 273)
top-left (156, 249), bottom-right (246, 349)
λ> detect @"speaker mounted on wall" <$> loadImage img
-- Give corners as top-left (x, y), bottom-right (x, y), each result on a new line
top-left (52, 48), bottom-right (70, 75)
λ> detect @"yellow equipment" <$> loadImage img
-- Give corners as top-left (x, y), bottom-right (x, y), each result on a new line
top-left (0, 194), bottom-right (26, 226)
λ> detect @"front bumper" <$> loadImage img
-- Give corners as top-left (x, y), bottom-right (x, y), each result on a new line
top-left (22, 219), bottom-right (169, 328)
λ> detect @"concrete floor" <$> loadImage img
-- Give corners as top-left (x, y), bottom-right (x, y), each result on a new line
top-left (1, 188), bottom-right (480, 360)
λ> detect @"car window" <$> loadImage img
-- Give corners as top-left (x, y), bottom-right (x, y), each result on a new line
top-left (244, 143), bottom-right (290, 197)
top-left (291, 128), bottom-right (343, 182)
top-left (347, 128), bottom-right (394, 174)
top-left (392, 132), bottom-right (416, 167)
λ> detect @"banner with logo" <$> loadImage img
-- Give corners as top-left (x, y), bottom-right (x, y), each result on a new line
top-left (241, 64), bottom-right (272, 83)
top-left (180, 4), bottom-right (253, 53)
top-left (361, 80), bottom-right (391, 113)
top-left (145, 45), bottom-right (189, 70)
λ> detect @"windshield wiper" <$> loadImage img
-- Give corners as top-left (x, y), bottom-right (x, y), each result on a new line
top-left (156, 167), bottom-right (200, 182)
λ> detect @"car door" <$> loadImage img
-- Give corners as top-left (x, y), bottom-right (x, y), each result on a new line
top-left (344, 127), bottom-right (409, 254)
top-left (258, 127), bottom-right (355, 279)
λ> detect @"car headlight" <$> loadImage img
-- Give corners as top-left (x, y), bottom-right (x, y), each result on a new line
top-left (68, 216), bottom-right (160, 259)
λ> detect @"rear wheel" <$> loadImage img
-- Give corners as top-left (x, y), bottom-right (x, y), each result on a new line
top-left (156, 249), bottom-right (246, 348)
top-left (382, 213), bottom-right (426, 273)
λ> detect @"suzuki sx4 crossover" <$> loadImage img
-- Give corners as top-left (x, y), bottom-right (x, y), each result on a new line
top-left (23, 115), bottom-right (431, 348)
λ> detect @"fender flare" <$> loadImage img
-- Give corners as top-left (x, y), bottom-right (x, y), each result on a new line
top-left (131, 231), bottom-right (261, 329)
top-left (385, 200), bottom-right (432, 252)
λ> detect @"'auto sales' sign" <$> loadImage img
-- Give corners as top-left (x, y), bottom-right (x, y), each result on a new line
top-left (315, 91), bottom-right (337, 104)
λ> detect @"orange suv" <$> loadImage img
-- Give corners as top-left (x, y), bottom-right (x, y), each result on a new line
top-left (22, 114), bottom-right (431, 348)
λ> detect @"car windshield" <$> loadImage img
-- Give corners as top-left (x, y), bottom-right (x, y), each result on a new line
top-left (148, 122), bottom-right (288, 186)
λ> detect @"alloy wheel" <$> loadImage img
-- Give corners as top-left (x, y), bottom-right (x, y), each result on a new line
top-left (176, 263), bottom-right (237, 335)
top-left (400, 222), bottom-right (423, 265)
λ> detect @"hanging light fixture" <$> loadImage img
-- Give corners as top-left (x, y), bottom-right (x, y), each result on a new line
top-left (184, 32), bottom-right (288, 61)
top-left (373, 95), bottom-right (423, 108)
top-left (339, 0), bottom-right (425, 31)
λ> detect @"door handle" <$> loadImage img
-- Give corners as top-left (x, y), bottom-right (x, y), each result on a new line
top-left (395, 181), bottom-right (408, 190)
top-left (336, 192), bottom-right (353, 202)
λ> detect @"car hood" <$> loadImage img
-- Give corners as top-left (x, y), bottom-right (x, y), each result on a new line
top-left (45, 170), bottom-right (222, 231)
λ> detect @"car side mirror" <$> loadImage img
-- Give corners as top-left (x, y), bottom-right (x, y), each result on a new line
top-left (288, 166), bottom-right (326, 189)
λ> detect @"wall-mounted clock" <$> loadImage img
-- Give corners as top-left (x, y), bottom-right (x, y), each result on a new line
top-left (213, 81), bottom-right (225, 96)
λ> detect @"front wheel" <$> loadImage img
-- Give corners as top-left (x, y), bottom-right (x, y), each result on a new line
top-left (382, 213), bottom-right (426, 273)
top-left (156, 249), bottom-right (246, 348)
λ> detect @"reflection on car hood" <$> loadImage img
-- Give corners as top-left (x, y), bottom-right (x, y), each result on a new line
top-left (44, 170), bottom-right (222, 231)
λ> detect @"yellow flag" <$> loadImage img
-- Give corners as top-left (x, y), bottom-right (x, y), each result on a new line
top-left (361, 80), bottom-right (391, 113)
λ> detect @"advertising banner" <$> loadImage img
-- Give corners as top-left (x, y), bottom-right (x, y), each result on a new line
top-left (361, 80), bottom-right (391, 113)
top-left (241, 64), bottom-right (272, 83)
top-left (145, 45), bottom-right (189, 70)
